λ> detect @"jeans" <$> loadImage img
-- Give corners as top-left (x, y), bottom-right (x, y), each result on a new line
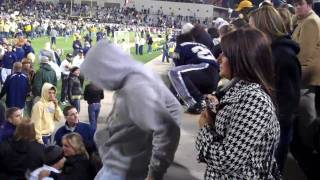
top-left (135, 44), bottom-right (139, 55)
top-left (51, 37), bottom-right (56, 45)
top-left (88, 103), bottom-right (101, 132)
top-left (168, 63), bottom-right (219, 108)
top-left (139, 45), bottom-right (143, 55)
top-left (60, 74), bottom-right (69, 102)
top-left (147, 44), bottom-right (152, 53)
top-left (71, 99), bottom-right (80, 113)
top-left (162, 49), bottom-right (169, 62)
top-left (94, 166), bottom-right (144, 180)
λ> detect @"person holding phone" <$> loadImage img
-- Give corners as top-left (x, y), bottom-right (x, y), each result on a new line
top-left (196, 28), bottom-right (280, 179)
top-left (31, 83), bottom-right (63, 144)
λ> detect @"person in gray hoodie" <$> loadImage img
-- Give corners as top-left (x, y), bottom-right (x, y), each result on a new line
top-left (80, 40), bottom-right (181, 180)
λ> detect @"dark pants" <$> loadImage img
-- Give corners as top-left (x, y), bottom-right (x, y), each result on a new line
top-left (71, 99), bottom-right (80, 113)
top-left (162, 49), bottom-right (169, 62)
top-left (147, 44), bottom-right (152, 53)
top-left (168, 63), bottom-right (219, 108)
top-left (51, 36), bottom-right (56, 45)
top-left (291, 86), bottom-right (320, 180)
top-left (88, 103), bottom-right (101, 132)
top-left (135, 44), bottom-right (139, 55)
top-left (139, 45), bottom-right (144, 55)
top-left (275, 125), bottom-right (293, 173)
top-left (291, 127), bottom-right (320, 180)
top-left (60, 74), bottom-right (69, 102)
top-left (79, 74), bottom-right (85, 89)
top-left (24, 98), bottom-right (33, 118)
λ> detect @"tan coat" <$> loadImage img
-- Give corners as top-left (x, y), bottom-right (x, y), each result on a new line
top-left (292, 10), bottom-right (320, 86)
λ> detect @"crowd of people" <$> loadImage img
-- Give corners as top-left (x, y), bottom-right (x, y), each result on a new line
top-left (0, 0), bottom-right (320, 179)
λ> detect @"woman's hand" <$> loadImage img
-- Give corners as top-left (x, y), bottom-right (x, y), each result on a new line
top-left (198, 94), bottom-right (219, 128)
top-left (198, 109), bottom-right (213, 128)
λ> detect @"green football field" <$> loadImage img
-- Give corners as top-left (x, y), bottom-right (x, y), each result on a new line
top-left (0, 32), bottom-right (164, 115)
top-left (27, 33), bottom-right (163, 108)
top-left (31, 33), bottom-right (163, 68)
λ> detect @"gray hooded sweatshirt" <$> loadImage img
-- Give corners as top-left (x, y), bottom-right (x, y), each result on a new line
top-left (81, 40), bottom-right (181, 180)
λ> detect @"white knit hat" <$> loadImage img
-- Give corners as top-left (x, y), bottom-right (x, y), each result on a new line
top-left (181, 23), bottom-right (194, 34)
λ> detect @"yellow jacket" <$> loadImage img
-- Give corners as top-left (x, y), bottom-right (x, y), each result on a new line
top-left (31, 83), bottom-right (63, 144)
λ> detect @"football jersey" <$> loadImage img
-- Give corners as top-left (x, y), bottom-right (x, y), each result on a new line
top-left (173, 42), bottom-right (218, 68)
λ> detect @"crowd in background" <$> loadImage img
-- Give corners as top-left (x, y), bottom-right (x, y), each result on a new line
top-left (0, 0), bottom-right (320, 179)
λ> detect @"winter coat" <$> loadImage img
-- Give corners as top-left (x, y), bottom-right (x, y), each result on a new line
top-left (0, 139), bottom-right (45, 180)
top-left (0, 72), bottom-right (29, 109)
top-left (0, 121), bottom-right (15, 144)
top-left (271, 35), bottom-right (301, 128)
top-left (196, 80), bottom-right (280, 179)
top-left (67, 74), bottom-right (82, 101)
top-left (32, 63), bottom-right (57, 97)
top-left (54, 122), bottom-right (95, 154)
top-left (1, 51), bottom-right (17, 69)
top-left (83, 83), bottom-right (104, 104)
top-left (49, 154), bottom-right (94, 180)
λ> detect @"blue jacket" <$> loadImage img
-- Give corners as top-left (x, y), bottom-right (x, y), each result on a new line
top-left (0, 72), bottom-right (29, 108)
top-left (72, 40), bottom-right (82, 51)
top-left (173, 42), bottom-right (219, 68)
top-left (14, 47), bottom-right (25, 62)
top-left (54, 122), bottom-right (95, 153)
top-left (96, 32), bottom-right (104, 42)
top-left (1, 51), bottom-right (17, 69)
top-left (83, 47), bottom-right (90, 56)
top-left (0, 121), bottom-right (16, 144)
top-left (23, 44), bottom-right (35, 56)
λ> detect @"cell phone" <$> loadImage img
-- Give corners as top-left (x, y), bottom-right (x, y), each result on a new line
top-left (205, 96), bottom-right (218, 114)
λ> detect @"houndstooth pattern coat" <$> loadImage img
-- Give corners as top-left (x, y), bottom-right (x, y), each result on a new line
top-left (196, 80), bottom-right (280, 180)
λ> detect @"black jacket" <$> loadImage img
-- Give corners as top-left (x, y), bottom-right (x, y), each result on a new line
top-left (271, 35), bottom-right (301, 128)
top-left (68, 74), bottom-right (82, 101)
top-left (83, 84), bottom-right (104, 104)
top-left (50, 154), bottom-right (94, 180)
top-left (0, 139), bottom-right (45, 180)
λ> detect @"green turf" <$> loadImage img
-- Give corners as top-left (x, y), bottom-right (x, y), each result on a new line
top-left (28, 33), bottom-right (163, 103)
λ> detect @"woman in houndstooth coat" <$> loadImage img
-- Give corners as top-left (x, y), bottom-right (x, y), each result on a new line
top-left (196, 28), bottom-right (281, 180)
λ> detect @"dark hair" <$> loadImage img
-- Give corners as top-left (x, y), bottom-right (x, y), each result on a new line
top-left (221, 28), bottom-right (275, 98)
top-left (231, 18), bottom-right (249, 29)
top-left (70, 66), bottom-right (80, 74)
top-left (14, 119), bottom-right (36, 141)
top-left (207, 27), bottom-right (219, 39)
top-left (293, 0), bottom-right (313, 5)
top-left (190, 24), bottom-right (213, 48)
top-left (49, 86), bottom-right (56, 92)
top-left (176, 32), bottom-right (193, 45)
top-left (63, 105), bottom-right (77, 116)
top-left (6, 107), bottom-right (20, 120)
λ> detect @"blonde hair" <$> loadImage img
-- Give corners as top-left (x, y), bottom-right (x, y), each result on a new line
top-left (62, 133), bottom-right (89, 158)
top-left (250, 5), bottom-right (287, 40)
top-left (277, 7), bottom-right (293, 33)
